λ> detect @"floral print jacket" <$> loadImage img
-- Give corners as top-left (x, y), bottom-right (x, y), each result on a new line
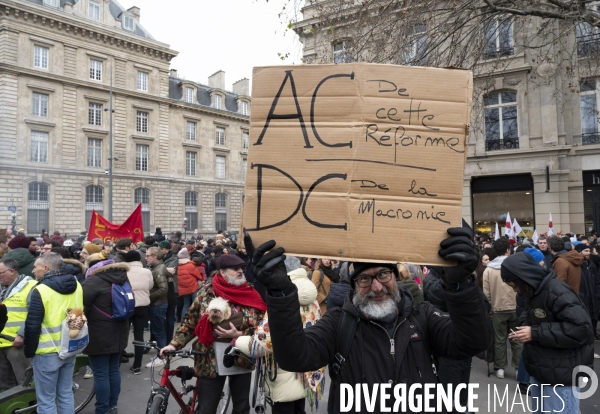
top-left (170, 282), bottom-right (265, 378)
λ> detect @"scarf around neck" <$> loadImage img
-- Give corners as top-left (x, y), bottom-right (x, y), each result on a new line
top-left (321, 265), bottom-right (339, 283)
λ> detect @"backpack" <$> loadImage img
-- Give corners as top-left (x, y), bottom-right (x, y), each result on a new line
top-left (93, 281), bottom-right (135, 321)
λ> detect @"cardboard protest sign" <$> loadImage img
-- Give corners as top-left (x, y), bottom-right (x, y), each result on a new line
top-left (242, 63), bottom-right (472, 265)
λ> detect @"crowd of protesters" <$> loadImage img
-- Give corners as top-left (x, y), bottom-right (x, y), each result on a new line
top-left (0, 224), bottom-right (598, 413)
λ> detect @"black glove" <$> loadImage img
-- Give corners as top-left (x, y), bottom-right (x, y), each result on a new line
top-left (438, 227), bottom-right (478, 286)
top-left (245, 231), bottom-right (291, 293)
top-left (223, 346), bottom-right (235, 368)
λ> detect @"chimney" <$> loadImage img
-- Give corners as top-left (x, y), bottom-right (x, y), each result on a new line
top-left (232, 78), bottom-right (250, 96)
top-left (170, 69), bottom-right (178, 78)
top-left (127, 6), bottom-right (141, 21)
top-left (208, 70), bottom-right (226, 90)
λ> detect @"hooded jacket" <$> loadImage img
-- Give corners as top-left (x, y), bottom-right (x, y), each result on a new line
top-left (126, 261), bottom-right (153, 307)
top-left (3, 248), bottom-right (36, 277)
top-left (552, 250), bottom-right (583, 294)
top-left (483, 256), bottom-right (516, 312)
top-left (501, 253), bottom-right (594, 385)
top-left (177, 260), bottom-right (203, 296)
top-left (267, 278), bottom-right (491, 413)
top-left (24, 271), bottom-right (79, 357)
top-left (236, 268), bottom-right (325, 404)
top-left (81, 262), bottom-right (131, 355)
top-left (62, 258), bottom-right (86, 283)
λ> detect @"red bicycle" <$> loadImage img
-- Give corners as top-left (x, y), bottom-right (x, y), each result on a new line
top-left (133, 340), bottom-right (231, 414)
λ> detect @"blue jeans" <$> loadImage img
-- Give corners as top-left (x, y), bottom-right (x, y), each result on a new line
top-left (33, 352), bottom-right (76, 414)
top-left (149, 303), bottom-right (168, 352)
top-left (181, 294), bottom-right (195, 321)
top-left (88, 353), bottom-right (121, 414)
top-left (165, 302), bottom-right (177, 342)
top-left (529, 377), bottom-right (579, 413)
top-left (517, 351), bottom-right (530, 384)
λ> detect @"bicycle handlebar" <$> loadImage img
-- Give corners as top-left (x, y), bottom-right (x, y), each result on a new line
top-left (132, 340), bottom-right (204, 357)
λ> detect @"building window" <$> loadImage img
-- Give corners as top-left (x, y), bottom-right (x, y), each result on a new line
top-left (88, 1), bottom-right (100, 20)
top-left (32, 92), bottom-right (48, 117)
top-left (89, 103), bottom-right (102, 126)
top-left (580, 79), bottom-right (600, 145)
top-left (403, 23), bottom-right (427, 65)
top-left (123, 15), bottom-right (134, 31)
top-left (43, 0), bottom-right (58, 7)
top-left (242, 131), bottom-right (249, 149)
top-left (87, 138), bottom-right (102, 167)
top-left (185, 191), bottom-right (198, 232)
top-left (216, 127), bottom-right (225, 146)
top-left (213, 94), bottom-right (222, 109)
top-left (31, 131), bottom-right (48, 163)
top-left (216, 155), bottom-right (226, 179)
top-left (184, 88), bottom-right (194, 103)
top-left (484, 92), bottom-right (518, 151)
top-left (33, 45), bottom-right (49, 69)
top-left (136, 144), bottom-right (149, 171)
top-left (240, 101), bottom-right (248, 115)
top-left (186, 121), bottom-right (196, 141)
top-left (576, 5), bottom-right (600, 57)
top-left (137, 71), bottom-right (148, 92)
top-left (85, 185), bottom-right (103, 229)
top-left (333, 40), bottom-right (353, 64)
top-left (28, 182), bottom-right (49, 234)
top-left (90, 59), bottom-right (102, 81)
top-left (136, 111), bottom-right (148, 133)
top-left (134, 188), bottom-right (151, 232)
top-left (243, 159), bottom-right (247, 181)
top-left (483, 17), bottom-right (514, 59)
top-left (215, 193), bottom-right (227, 231)
top-left (186, 151), bottom-right (197, 176)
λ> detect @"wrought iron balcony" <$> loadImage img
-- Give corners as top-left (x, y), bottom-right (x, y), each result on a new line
top-left (577, 36), bottom-right (600, 58)
top-left (485, 137), bottom-right (519, 151)
top-left (582, 132), bottom-right (600, 145)
top-left (483, 46), bottom-right (514, 60)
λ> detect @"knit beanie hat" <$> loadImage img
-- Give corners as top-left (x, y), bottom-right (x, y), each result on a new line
top-left (524, 248), bottom-right (544, 264)
top-left (83, 244), bottom-right (101, 255)
top-left (575, 243), bottom-right (590, 253)
top-left (8, 235), bottom-right (31, 250)
top-left (178, 248), bottom-right (189, 259)
top-left (124, 250), bottom-right (141, 262)
top-left (158, 241), bottom-right (171, 249)
top-left (284, 256), bottom-right (301, 273)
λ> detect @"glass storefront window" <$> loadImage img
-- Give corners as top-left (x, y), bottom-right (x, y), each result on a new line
top-left (473, 190), bottom-right (535, 238)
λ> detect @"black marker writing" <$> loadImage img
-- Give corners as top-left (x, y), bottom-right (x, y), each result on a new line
top-left (351, 180), bottom-right (389, 191)
top-left (408, 180), bottom-right (437, 197)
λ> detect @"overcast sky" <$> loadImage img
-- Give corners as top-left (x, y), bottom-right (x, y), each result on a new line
top-left (117, 0), bottom-right (303, 90)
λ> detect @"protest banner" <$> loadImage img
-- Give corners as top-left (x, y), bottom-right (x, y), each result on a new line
top-left (242, 63), bottom-right (472, 265)
top-left (87, 204), bottom-right (144, 243)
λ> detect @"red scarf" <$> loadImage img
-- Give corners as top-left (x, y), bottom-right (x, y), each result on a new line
top-left (195, 275), bottom-right (267, 347)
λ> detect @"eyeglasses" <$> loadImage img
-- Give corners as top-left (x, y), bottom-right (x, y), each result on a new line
top-left (354, 270), bottom-right (394, 288)
top-left (0, 269), bottom-right (13, 275)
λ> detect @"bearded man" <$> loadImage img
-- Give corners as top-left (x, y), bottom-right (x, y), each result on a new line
top-left (161, 254), bottom-right (266, 414)
top-left (248, 227), bottom-right (492, 413)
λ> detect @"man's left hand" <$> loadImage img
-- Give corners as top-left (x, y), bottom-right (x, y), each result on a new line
top-left (12, 335), bottom-right (24, 348)
top-left (215, 322), bottom-right (242, 339)
top-left (439, 227), bottom-right (478, 285)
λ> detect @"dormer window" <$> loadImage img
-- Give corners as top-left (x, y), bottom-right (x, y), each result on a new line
top-left (44, 0), bottom-right (58, 7)
top-left (123, 15), bottom-right (134, 31)
top-left (214, 94), bottom-right (222, 110)
top-left (240, 101), bottom-right (248, 116)
top-left (88, 1), bottom-right (100, 21)
top-left (184, 87), bottom-right (194, 104)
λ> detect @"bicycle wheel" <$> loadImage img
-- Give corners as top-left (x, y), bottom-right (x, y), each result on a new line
top-left (216, 379), bottom-right (231, 414)
top-left (73, 364), bottom-right (95, 413)
top-left (148, 393), bottom-right (165, 414)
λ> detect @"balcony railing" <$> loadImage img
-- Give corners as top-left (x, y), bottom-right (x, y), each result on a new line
top-left (486, 137), bottom-right (519, 151)
top-left (577, 36), bottom-right (600, 57)
top-left (582, 132), bottom-right (600, 145)
top-left (483, 46), bottom-right (514, 60)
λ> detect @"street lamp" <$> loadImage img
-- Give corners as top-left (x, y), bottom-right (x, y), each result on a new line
top-left (183, 217), bottom-right (188, 240)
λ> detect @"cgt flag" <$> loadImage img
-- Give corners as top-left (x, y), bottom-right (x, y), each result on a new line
top-left (87, 204), bottom-right (144, 243)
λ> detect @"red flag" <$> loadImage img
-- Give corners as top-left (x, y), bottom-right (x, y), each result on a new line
top-left (87, 204), bottom-right (144, 243)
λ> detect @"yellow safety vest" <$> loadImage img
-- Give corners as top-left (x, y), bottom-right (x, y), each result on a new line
top-left (0, 279), bottom-right (37, 348)
top-left (35, 281), bottom-right (83, 354)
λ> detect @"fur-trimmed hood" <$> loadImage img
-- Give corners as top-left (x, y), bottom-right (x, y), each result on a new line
top-left (62, 258), bottom-right (87, 283)
top-left (88, 262), bottom-right (130, 277)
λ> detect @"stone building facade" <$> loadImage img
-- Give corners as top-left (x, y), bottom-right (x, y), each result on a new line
top-left (294, 2), bottom-right (600, 237)
top-left (0, 0), bottom-right (250, 237)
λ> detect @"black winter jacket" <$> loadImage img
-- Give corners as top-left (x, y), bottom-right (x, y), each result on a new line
top-left (579, 260), bottom-right (600, 320)
top-left (326, 279), bottom-right (352, 310)
top-left (267, 282), bottom-right (491, 413)
top-left (502, 253), bottom-right (594, 385)
top-left (24, 271), bottom-right (79, 358)
top-left (81, 262), bottom-right (130, 355)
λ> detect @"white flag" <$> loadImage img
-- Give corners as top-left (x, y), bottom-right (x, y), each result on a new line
top-left (512, 218), bottom-right (523, 238)
top-left (548, 213), bottom-right (554, 236)
top-left (532, 230), bottom-right (539, 245)
top-left (494, 223), bottom-right (500, 241)
top-left (505, 212), bottom-right (513, 239)
top-left (570, 234), bottom-right (577, 242)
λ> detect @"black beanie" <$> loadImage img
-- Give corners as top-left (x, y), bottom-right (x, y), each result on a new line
top-left (349, 262), bottom-right (399, 288)
top-left (575, 244), bottom-right (590, 253)
top-left (123, 250), bottom-right (141, 263)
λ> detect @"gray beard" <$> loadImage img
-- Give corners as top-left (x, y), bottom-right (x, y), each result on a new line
top-left (224, 273), bottom-right (246, 286)
top-left (352, 285), bottom-right (400, 319)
